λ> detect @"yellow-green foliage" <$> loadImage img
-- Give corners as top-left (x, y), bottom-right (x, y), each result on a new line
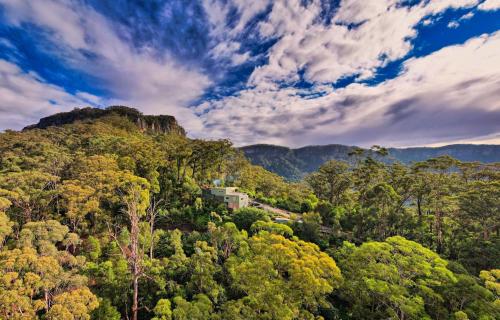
top-left (224, 233), bottom-right (342, 319)
top-left (0, 113), bottom-right (497, 320)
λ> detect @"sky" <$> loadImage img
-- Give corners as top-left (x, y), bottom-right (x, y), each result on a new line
top-left (0, 0), bottom-right (499, 147)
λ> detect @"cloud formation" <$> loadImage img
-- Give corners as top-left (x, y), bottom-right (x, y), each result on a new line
top-left (0, 0), bottom-right (210, 130)
top-left (478, 0), bottom-right (500, 11)
top-left (249, 0), bottom-right (478, 85)
top-left (0, 59), bottom-right (102, 129)
top-left (197, 30), bottom-right (500, 147)
top-left (0, 0), bottom-right (499, 147)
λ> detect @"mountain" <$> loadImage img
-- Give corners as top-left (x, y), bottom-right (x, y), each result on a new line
top-left (24, 105), bottom-right (186, 136)
top-left (241, 143), bottom-right (500, 180)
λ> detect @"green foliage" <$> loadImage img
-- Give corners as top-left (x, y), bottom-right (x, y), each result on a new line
top-left (339, 237), bottom-right (449, 319)
top-left (292, 211), bottom-right (326, 246)
top-left (231, 207), bottom-right (271, 231)
top-left (0, 222), bottom-right (96, 319)
top-left (186, 241), bottom-right (223, 302)
top-left (480, 269), bottom-right (500, 296)
top-left (337, 236), bottom-right (499, 319)
top-left (306, 160), bottom-right (351, 206)
top-left (172, 294), bottom-right (213, 320)
top-left (441, 269), bottom-right (498, 320)
top-left (58, 180), bottom-right (99, 232)
top-left (83, 236), bottom-right (101, 261)
top-left (45, 288), bottom-right (99, 320)
top-left (224, 232), bottom-right (342, 319)
top-left (92, 298), bottom-right (121, 320)
top-left (0, 170), bottom-right (59, 222)
top-left (152, 299), bottom-right (172, 320)
top-left (250, 220), bottom-right (294, 237)
top-left (0, 206), bottom-right (13, 247)
top-left (242, 144), bottom-right (499, 180)
top-left (0, 111), bottom-right (498, 319)
top-left (208, 222), bottom-right (248, 260)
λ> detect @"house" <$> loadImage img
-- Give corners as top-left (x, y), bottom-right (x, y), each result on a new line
top-left (203, 187), bottom-right (249, 210)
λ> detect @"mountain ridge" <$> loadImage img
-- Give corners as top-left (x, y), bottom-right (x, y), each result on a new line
top-left (24, 106), bottom-right (186, 136)
top-left (241, 143), bottom-right (500, 180)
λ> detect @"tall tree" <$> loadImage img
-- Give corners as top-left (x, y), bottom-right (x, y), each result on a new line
top-left (113, 173), bottom-right (150, 320)
top-left (0, 170), bottom-right (59, 223)
top-left (337, 236), bottom-right (457, 319)
top-left (306, 160), bottom-right (351, 206)
top-left (224, 232), bottom-right (342, 319)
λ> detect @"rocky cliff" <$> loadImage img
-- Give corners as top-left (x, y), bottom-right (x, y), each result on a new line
top-left (24, 106), bottom-right (186, 136)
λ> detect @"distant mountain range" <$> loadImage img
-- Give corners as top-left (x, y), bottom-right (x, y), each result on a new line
top-left (22, 108), bottom-right (500, 182)
top-left (241, 144), bottom-right (500, 180)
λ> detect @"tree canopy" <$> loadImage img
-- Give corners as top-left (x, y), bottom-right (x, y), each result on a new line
top-left (0, 113), bottom-right (498, 319)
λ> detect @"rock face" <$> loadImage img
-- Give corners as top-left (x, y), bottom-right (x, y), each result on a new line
top-left (24, 106), bottom-right (186, 136)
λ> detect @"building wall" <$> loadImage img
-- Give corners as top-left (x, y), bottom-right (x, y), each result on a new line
top-left (238, 194), bottom-right (249, 208)
top-left (210, 188), bottom-right (227, 197)
top-left (227, 194), bottom-right (249, 209)
top-left (204, 187), bottom-right (249, 209)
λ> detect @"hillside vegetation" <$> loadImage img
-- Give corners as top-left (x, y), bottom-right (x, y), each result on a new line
top-left (0, 108), bottom-right (498, 320)
top-left (242, 143), bottom-right (500, 180)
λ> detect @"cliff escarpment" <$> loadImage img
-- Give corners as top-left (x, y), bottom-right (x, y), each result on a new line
top-left (24, 106), bottom-right (186, 136)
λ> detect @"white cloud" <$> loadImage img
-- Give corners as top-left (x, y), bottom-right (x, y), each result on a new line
top-left (209, 41), bottom-right (250, 66)
top-left (0, 0), bottom-right (211, 133)
top-left (460, 12), bottom-right (475, 20)
top-left (193, 0), bottom-right (499, 147)
top-left (0, 38), bottom-right (16, 50)
top-left (198, 31), bottom-right (500, 147)
top-left (478, 0), bottom-right (500, 11)
top-left (447, 21), bottom-right (460, 28)
top-left (0, 59), bottom-right (104, 130)
top-left (421, 18), bottom-right (434, 26)
top-left (202, 0), bottom-right (271, 66)
top-left (203, 0), bottom-right (271, 38)
top-left (1, 0), bottom-right (498, 148)
top-left (249, 0), bottom-right (479, 86)
top-left (230, 0), bottom-right (271, 36)
top-left (425, 132), bottom-right (500, 147)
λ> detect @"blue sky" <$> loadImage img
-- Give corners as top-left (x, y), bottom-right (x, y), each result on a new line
top-left (0, 0), bottom-right (499, 147)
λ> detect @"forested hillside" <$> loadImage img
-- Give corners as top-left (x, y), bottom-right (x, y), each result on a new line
top-left (242, 144), bottom-right (500, 180)
top-left (0, 108), bottom-right (498, 320)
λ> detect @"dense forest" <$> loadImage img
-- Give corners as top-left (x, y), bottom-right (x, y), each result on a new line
top-left (241, 144), bottom-right (500, 180)
top-left (0, 107), bottom-right (498, 320)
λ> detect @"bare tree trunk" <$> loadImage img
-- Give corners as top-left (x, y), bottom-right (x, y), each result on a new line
top-left (177, 159), bottom-right (182, 184)
top-left (129, 201), bottom-right (140, 320)
top-left (435, 210), bottom-right (443, 254)
top-left (329, 180), bottom-right (335, 205)
top-left (417, 197), bottom-right (422, 217)
top-left (148, 198), bottom-right (161, 260)
top-left (132, 269), bottom-right (139, 320)
top-left (44, 289), bottom-right (50, 312)
top-left (23, 206), bottom-right (32, 223)
top-left (149, 218), bottom-right (155, 260)
top-left (483, 228), bottom-right (489, 241)
top-left (118, 192), bottom-right (143, 320)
